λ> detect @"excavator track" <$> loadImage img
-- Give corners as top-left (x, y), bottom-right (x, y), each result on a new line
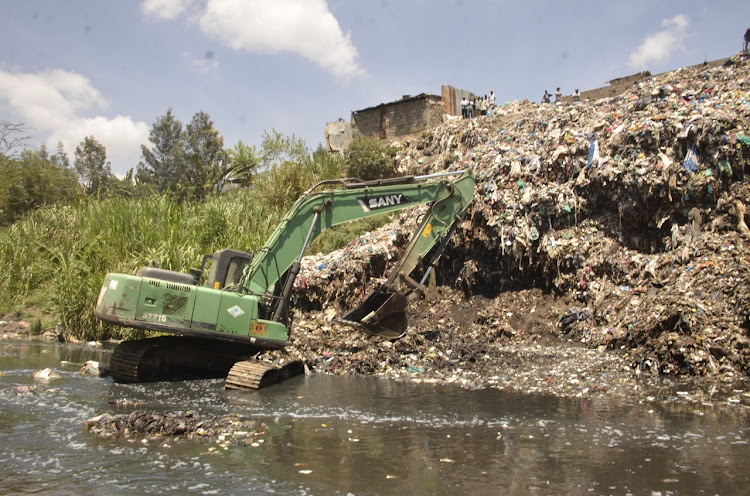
top-left (109, 338), bottom-right (154, 383)
top-left (225, 359), bottom-right (305, 390)
top-left (109, 336), bottom-right (260, 384)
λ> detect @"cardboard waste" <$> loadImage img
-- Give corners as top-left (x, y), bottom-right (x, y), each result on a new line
top-left (280, 54), bottom-right (750, 398)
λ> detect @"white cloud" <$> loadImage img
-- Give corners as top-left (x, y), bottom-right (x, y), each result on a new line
top-left (141, 0), bottom-right (365, 81)
top-left (140, 0), bottom-right (194, 20)
top-left (628, 14), bottom-right (690, 69)
top-left (149, 0), bottom-right (364, 82)
top-left (0, 68), bottom-right (108, 130)
top-left (0, 68), bottom-right (149, 176)
top-left (48, 116), bottom-right (150, 176)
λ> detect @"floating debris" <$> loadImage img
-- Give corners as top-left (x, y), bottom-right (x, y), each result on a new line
top-left (33, 368), bottom-right (61, 381)
top-left (86, 411), bottom-right (265, 445)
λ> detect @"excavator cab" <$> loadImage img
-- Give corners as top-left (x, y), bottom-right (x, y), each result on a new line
top-left (137, 249), bottom-right (254, 290)
top-left (200, 249), bottom-right (254, 290)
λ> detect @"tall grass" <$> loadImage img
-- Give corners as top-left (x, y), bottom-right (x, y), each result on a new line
top-left (0, 151), bottom-right (358, 340)
top-left (0, 190), bottom-right (284, 340)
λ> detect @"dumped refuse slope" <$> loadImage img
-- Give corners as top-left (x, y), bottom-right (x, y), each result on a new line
top-left (279, 54), bottom-right (750, 397)
top-left (274, 55), bottom-right (750, 398)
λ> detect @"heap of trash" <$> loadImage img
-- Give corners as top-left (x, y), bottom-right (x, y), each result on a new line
top-left (86, 411), bottom-right (266, 446)
top-left (282, 53), bottom-right (750, 397)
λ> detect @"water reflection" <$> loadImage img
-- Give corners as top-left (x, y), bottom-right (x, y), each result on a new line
top-left (1, 339), bottom-right (749, 495)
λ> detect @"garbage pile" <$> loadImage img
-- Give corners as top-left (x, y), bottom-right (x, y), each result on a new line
top-left (286, 53), bottom-right (750, 394)
top-left (87, 411), bottom-right (266, 446)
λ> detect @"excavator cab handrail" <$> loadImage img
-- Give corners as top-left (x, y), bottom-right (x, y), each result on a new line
top-left (304, 169), bottom-right (467, 195)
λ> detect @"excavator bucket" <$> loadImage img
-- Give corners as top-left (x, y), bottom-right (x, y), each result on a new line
top-left (339, 288), bottom-right (409, 339)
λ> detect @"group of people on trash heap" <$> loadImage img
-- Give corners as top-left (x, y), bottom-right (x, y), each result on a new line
top-left (460, 85), bottom-right (583, 119)
top-left (460, 91), bottom-right (496, 119)
top-left (542, 87), bottom-right (580, 104)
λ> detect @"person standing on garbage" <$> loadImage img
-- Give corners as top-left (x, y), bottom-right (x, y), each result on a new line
top-left (744, 28), bottom-right (750, 51)
top-left (542, 90), bottom-right (551, 103)
top-left (479, 96), bottom-right (487, 116)
top-left (468, 98), bottom-right (475, 118)
top-left (489, 90), bottom-right (496, 108)
top-left (555, 87), bottom-right (562, 102)
top-left (573, 89), bottom-right (581, 103)
top-left (460, 96), bottom-right (469, 118)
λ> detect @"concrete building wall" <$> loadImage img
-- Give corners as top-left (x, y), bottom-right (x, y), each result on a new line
top-left (323, 85), bottom-right (477, 152)
top-left (351, 94), bottom-right (445, 141)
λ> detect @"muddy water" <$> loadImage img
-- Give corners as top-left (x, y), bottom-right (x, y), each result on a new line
top-left (1, 340), bottom-right (749, 496)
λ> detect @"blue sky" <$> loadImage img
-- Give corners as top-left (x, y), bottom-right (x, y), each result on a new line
top-left (1, 0), bottom-right (748, 177)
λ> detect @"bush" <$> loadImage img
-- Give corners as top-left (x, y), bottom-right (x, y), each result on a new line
top-left (0, 136), bottom-right (351, 341)
top-left (0, 152), bottom-right (79, 225)
top-left (345, 136), bottom-right (398, 181)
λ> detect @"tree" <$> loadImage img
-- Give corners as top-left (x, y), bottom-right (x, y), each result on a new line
top-left (185, 111), bottom-right (227, 199)
top-left (224, 140), bottom-right (261, 188)
top-left (137, 109), bottom-right (236, 200)
top-left (74, 136), bottom-right (112, 196)
top-left (310, 143), bottom-right (345, 180)
top-left (259, 129), bottom-right (309, 172)
top-left (0, 150), bottom-right (79, 224)
top-left (137, 108), bottom-right (187, 196)
top-left (50, 140), bottom-right (71, 170)
top-left (0, 121), bottom-right (31, 159)
top-left (345, 135), bottom-right (398, 180)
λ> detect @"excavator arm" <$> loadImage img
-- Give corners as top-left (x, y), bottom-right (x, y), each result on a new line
top-left (240, 170), bottom-right (475, 337)
top-left (240, 170), bottom-right (474, 294)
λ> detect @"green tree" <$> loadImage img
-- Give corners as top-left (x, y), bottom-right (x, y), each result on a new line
top-left (74, 135), bottom-right (112, 196)
top-left (185, 111), bottom-right (227, 199)
top-left (259, 129), bottom-right (309, 172)
top-left (345, 135), bottom-right (398, 180)
top-left (137, 108), bottom-right (187, 196)
top-left (224, 140), bottom-right (261, 188)
top-left (250, 132), bottom-right (346, 214)
top-left (137, 109), bottom-right (236, 200)
top-left (0, 149), bottom-right (79, 224)
top-left (50, 140), bottom-right (70, 169)
top-left (106, 169), bottom-right (144, 198)
top-left (311, 144), bottom-right (345, 180)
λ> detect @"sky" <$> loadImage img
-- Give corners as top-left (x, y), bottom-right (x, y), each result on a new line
top-left (1, 0), bottom-right (749, 177)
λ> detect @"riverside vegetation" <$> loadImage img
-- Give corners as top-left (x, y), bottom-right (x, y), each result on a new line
top-left (0, 116), bottom-right (397, 341)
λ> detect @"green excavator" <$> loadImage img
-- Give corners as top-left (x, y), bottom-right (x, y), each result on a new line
top-left (95, 169), bottom-right (475, 389)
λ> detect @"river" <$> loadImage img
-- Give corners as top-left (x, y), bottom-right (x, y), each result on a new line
top-left (1, 339), bottom-right (749, 495)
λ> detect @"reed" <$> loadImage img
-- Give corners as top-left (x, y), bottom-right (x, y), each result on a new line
top-left (0, 150), bottom-right (358, 340)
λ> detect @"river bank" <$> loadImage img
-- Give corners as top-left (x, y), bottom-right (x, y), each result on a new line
top-left (4, 302), bottom-right (749, 414)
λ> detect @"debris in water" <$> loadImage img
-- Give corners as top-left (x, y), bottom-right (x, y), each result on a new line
top-left (33, 368), bottom-right (60, 381)
top-left (86, 411), bottom-right (265, 445)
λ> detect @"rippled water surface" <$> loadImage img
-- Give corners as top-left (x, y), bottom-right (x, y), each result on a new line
top-left (1, 340), bottom-right (749, 495)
